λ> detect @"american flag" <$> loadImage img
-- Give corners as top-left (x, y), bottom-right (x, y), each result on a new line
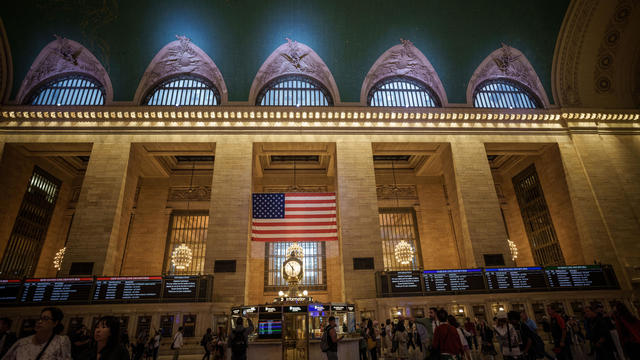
top-left (252, 193), bottom-right (338, 241)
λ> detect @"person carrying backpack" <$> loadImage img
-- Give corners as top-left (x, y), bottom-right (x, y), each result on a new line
top-left (171, 327), bottom-right (184, 360)
top-left (201, 328), bottom-right (213, 360)
top-left (228, 317), bottom-right (254, 360)
top-left (321, 316), bottom-right (344, 360)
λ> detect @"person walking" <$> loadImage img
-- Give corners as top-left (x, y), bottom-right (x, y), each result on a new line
top-left (2, 307), bottom-right (72, 360)
top-left (477, 320), bottom-right (497, 360)
top-left (212, 326), bottom-right (226, 360)
top-left (228, 318), bottom-right (254, 360)
top-left (366, 319), bottom-right (378, 360)
top-left (393, 320), bottom-right (409, 360)
top-left (384, 319), bottom-right (393, 357)
top-left (201, 328), bottom-right (213, 360)
top-left (171, 327), bottom-right (184, 360)
top-left (494, 311), bottom-right (522, 360)
top-left (432, 309), bottom-right (463, 360)
top-left (585, 305), bottom-right (616, 360)
top-left (323, 316), bottom-right (344, 360)
top-left (149, 330), bottom-right (160, 360)
top-left (463, 317), bottom-right (478, 352)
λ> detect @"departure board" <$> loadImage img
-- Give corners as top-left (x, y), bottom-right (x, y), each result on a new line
top-left (546, 265), bottom-right (609, 289)
top-left (0, 279), bottom-right (23, 303)
top-left (485, 267), bottom-right (547, 291)
top-left (389, 271), bottom-right (423, 294)
top-left (163, 276), bottom-right (198, 300)
top-left (20, 278), bottom-right (93, 303)
top-left (93, 276), bottom-right (162, 301)
top-left (423, 269), bottom-right (485, 293)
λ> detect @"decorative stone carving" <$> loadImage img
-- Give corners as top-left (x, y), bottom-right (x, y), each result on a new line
top-left (249, 39), bottom-right (340, 104)
top-left (552, 0), bottom-right (600, 106)
top-left (467, 44), bottom-right (550, 107)
top-left (593, 0), bottom-right (638, 94)
top-left (361, 39), bottom-right (447, 105)
top-left (134, 35), bottom-right (227, 104)
top-left (262, 185), bottom-right (329, 193)
top-left (376, 184), bottom-right (418, 200)
top-left (16, 36), bottom-right (113, 104)
top-left (168, 186), bottom-right (212, 201)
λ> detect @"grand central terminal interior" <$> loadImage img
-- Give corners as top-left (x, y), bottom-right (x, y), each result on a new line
top-left (0, 0), bottom-right (639, 358)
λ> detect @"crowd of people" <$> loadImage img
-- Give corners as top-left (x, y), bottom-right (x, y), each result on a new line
top-left (342, 301), bottom-right (640, 360)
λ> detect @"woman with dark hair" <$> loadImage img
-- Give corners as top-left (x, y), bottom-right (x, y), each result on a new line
top-left (3, 307), bottom-right (71, 359)
top-left (365, 319), bottom-right (378, 360)
top-left (613, 301), bottom-right (640, 359)
top-left (92, 316), bottom-right (130, 360)
top-left (392, 320), bottom-right (409, 360)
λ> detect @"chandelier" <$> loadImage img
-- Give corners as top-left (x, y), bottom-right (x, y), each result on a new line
top-left (171, 161), bottom-right (195, 271)
top-left (287, 242), bottom-right (304, 258)
top-left (53, 247), bottom-right (66, 270)
top-left (394, 240), bottom-right (414, 265)
top-left (508, 238), bottom-right (518, 261)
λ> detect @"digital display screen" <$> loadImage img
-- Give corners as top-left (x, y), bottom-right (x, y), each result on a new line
top-left (0, 279), bottom-right (22, 303)
top-left (389, 271), bottom-right (422, 294)
top-left (423, 269), bottom-right (485, 293)
top-left (485, 267), bottom-right (547, 291)
top-left (545, 265), bottom-right (609, 289)
top-left (92, 276), bottom-right (162, 301)
top-left (20, 278), bottom-right (93, 303)
top-left (163, 276), bottom-right (198, 300)
top-left (258, 320), bottom-right (282, 338)
top-left (284, 305), bottom-right (307, 313)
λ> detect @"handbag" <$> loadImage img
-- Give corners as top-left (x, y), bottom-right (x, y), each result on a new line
top-left (367, 336), bottom-right (377, 350)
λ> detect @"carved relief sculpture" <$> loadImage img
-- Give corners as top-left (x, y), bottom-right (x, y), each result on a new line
top-left (133, 35), bottom-right (228, 104)
top-left (467, 44), bottom-right (550, 107)
top-left (249, 39), bottom-right (340, 104)
top-left (361, 39), bottom-right (448, 105)
top-left (17, 35), bottom-right (113, 104)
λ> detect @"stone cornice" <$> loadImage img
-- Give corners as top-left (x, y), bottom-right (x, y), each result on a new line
top-left (0, 105), bottom-right (638, 134)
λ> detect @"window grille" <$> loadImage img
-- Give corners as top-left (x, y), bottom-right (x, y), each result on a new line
top-left (144, 75), bottom-right (220, 106)
top-left (27, 74), bottom-right (105, 105)
top-left (264, 241), bottom-right (326, 291)
top-left (368, 76), bottom-right (440, 107)
top-left (163, 211), bottom-right (209, 275)
top-left (256, 75), bottom-right (332, 106)
top-left (473, 79), bottom-right (540, 109)
top-left (0, 167), bottom-right (61, 278)
top-left (379, 208), bottom-right (422, 270)
top-left (512, 164), bottom-right (565, 266)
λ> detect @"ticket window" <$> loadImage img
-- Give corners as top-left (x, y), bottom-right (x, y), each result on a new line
top-left (411, 307), bottom-right (425, 318)
top-left (136, 316), bottom-right (152, 338)
top-left (308, 305), bottom-right (328, 339)
top-left (531, 303), bottom-right (546, 324)
top-left (452, 305), bottom-right (466, 321)
top-left (214, 314), bottom-right (228, 335)
top-left (571, 302), bottom-right (585, 320)
top-left (182, 314), bottom-right (196, 337)
top-left (472, 305), bottom-right (487, 323)
top-left (160, 315), bottom-right (175, 338)
top-left (390, 307), bottom-right (404, 320)
top-left (491, 303), bottom-right (506, 317)
top-left (282, 310), bottom-right (308, 360)
top-left (549, 302), bottom-right (566, 314)
top-left (511, 303), bottom-right (525, 313)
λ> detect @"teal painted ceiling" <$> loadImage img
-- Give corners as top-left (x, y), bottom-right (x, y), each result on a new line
top-left (0, 0), bottom-right (570, 104)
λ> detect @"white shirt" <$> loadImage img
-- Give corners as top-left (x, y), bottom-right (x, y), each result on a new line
top-left (172, 332), bottom-right (183, 349)
top-left (2, 334), bottom-right (71, 360)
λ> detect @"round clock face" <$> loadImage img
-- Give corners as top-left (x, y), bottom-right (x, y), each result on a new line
top-left (283, 259), bottom-right (302, 278)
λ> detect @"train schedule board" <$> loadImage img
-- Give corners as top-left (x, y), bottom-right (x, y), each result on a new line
top-left (388, 271), bottom-right (423, 294)
top-left (162, 276), bottom-right (198, 301)
top-left (0, 279), bottom-right (22, 303)
top-left (485, 267), bottom-right (547, 291)
top-left (423, 269), bottom-right (485, 293)
top-left (20, 278), bottom-right (93, 303)
top-left (545, 265), bottom-right (610, 289)
top-left (92, 276), bottom-right (162, 302)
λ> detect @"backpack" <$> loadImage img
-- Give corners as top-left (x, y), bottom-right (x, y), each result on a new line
top-left (200, 334), bottom-right (207, 346)
top-left (320, 325), bottom-right (331, 352)
top-left (230, 329), bottom-right (247, 354)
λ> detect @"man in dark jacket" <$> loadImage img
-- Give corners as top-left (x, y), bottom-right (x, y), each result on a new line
top-left (228, 317), bottom-right (254, 360)
top-left (585, 305), bottom-right (616, 360)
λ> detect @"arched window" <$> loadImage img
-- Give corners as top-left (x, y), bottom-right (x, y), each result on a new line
top-left (144, 75), bottom-right (220, 106)
top-left (27, 74), bottom-right (105, 105)
top-left (256, 75), bottom-right (333, 106)
top-left (367, 76), bottom-right (440, 107)
top-left (473, 79), bottom-right (541, 109)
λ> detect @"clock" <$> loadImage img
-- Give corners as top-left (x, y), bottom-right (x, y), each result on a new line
top-left (282, 257), bottom-right (304, 283)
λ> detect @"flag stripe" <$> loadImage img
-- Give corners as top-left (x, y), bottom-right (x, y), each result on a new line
top-left (252, 192), bottom-right (338, 242)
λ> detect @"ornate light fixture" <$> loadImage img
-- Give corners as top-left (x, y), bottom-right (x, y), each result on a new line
top-left (287, 242), bottom-right (305, 259)
top-left (508, 238), bottom-right (518, 261)
top-left (394, 240), bottom-right (414, 265)
top-left (53, 247), bottom-right (66, 270)
top-left (171, 161), bottom-right (195, 271)
top-left (390, 159), bottom-right (415, 267)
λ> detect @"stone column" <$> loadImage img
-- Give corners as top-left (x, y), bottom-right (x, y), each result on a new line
top-left (447, 141), bottom-right (512, 267)
top-left (0, 141), bottom-right (4, 162)
top-left (61, 143), bottom-right (133, 276)
top-left (205, 141), bottom-right (253, 304)
top-left (561, 135), bottom-right (638, 288)
top-left (335, 141), bottom-right (383, 301)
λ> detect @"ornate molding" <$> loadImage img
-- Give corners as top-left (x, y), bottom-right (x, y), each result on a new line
top-left (467, 44), bottom-right (550, 108)
top-left (361, 39), bottom-right (447, 106)
top-left (262, 185), bottom-right (329, 193)
top-left (593, 0), bottom-right (639, 94)
top-left (16, 36), bottom-right (113, 104)
top-left (249, 39), bottom-right (340, 104)
top-left (168, 186), bottom-right (211, 201)
top-left (552, 0), bottom-right (600, 106)
top-left (133, 35), bottom-right (228, 105)
top-left (376, 184), bottom-right (418, 200)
